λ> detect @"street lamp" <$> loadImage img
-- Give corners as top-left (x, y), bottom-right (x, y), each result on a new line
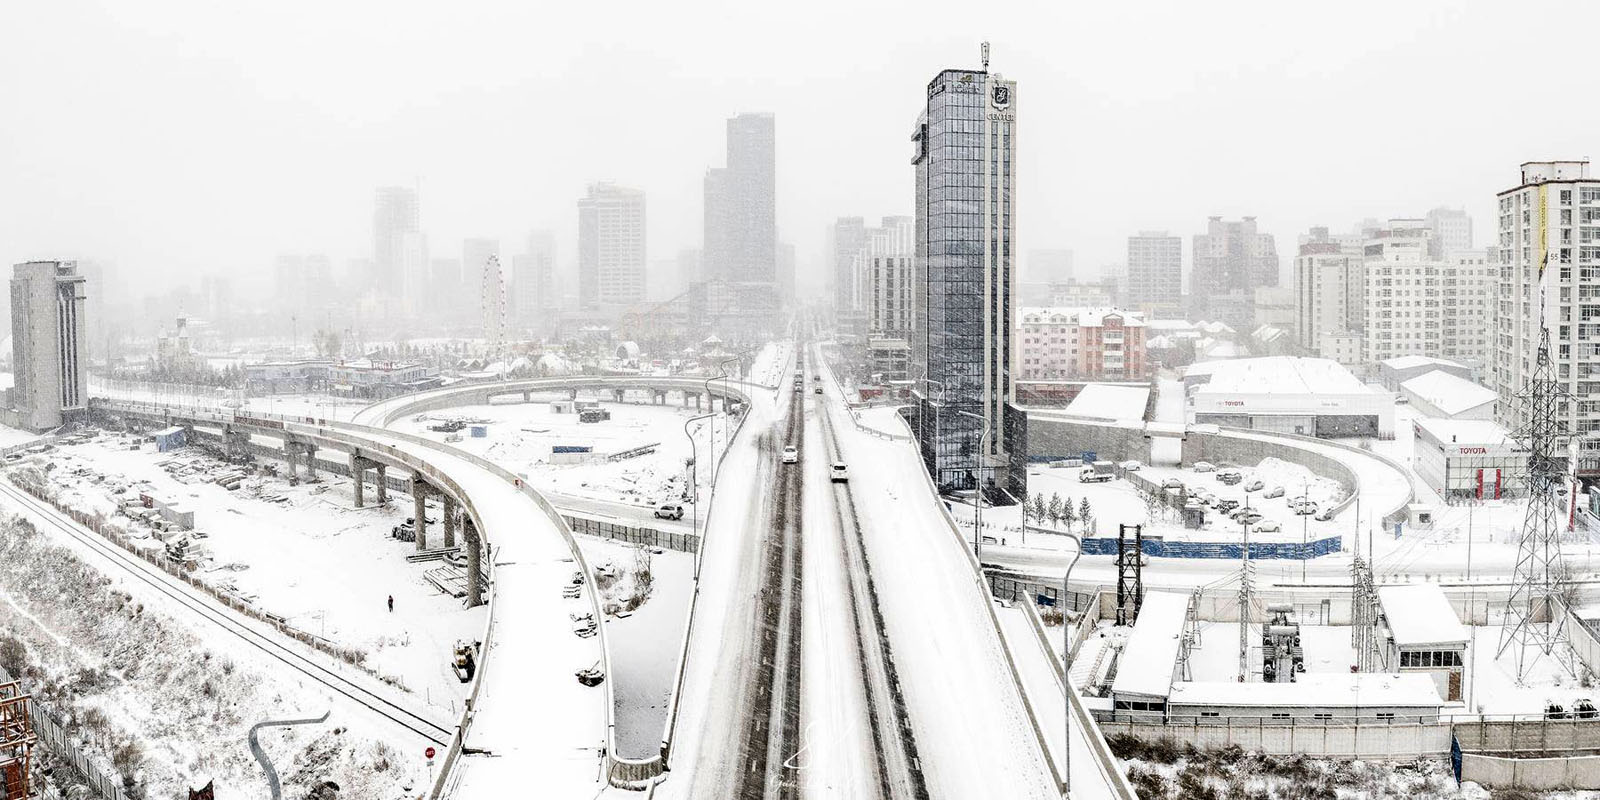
top-left (957, 409), bottom-right (989, 562)
top-left (1059, 530), bottom-right (1083, 797)
top-left (716, 357), bottom-right (739, 484)
top-left (920, 377), bottom-right (946, 478)
top-left (683, 412), bottom-right (715, 581)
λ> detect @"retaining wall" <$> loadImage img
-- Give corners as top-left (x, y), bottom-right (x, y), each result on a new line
top-left (1462, 752), bottom-right (1600, 789)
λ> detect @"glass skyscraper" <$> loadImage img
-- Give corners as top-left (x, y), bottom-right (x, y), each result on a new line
top-left (911, 68), bottom-right (1026, 499)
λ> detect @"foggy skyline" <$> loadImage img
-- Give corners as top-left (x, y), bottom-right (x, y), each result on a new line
top-left (4, 0), bottom-right (1597, 300)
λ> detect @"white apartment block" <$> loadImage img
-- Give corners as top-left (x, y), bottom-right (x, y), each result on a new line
top-left (1294, 226), bottom-right (1365, 351)
top-left (1494, 160), bottom-right (1600, 475)
top-left (1126, 231), bottom-right (1182, 311)
top-left (864, 217), bottom-right (915, 336)
top-left (1362, 219), bottom-right (1493, 369)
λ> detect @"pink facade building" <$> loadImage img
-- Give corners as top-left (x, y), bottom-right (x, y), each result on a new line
top-left (1018, 307), bottom-right (1148, 381)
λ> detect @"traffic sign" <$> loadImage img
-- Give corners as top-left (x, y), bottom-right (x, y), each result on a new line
top-left (425, 746), bottom-right (436, 760)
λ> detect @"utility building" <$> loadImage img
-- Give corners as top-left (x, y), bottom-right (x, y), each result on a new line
top-left (9, 261), bottom-right (88, 432)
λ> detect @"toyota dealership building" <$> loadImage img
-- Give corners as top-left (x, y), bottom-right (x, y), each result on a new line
top-left (1185, 356), bottom-right (1394, 438)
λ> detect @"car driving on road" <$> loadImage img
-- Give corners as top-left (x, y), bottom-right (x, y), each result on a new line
top-left (654, 503), bottom-right (685, 521)
top-left (782, 446), bottom-right (799, 464)
top-left (830, 462), bottom-right (849, 482)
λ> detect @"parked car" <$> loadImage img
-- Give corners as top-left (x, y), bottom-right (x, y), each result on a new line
top-left (1120, 460), bottom-right (1143, 472)
top-left (1291, 497), bottom-right (1319, 515)
top-left (1197, 492), bottom-right (1215, 506)
top-left (1162, 477), bottom-right (1183, 490)
top-left (1239, 511), bottom-right (1264, 525)
top-left (1217, 470), bottom-right (1243, 486)
top-left (814, 385), bottom-right (823, 394)
top-left (1193, 461), bottom-right (1216, 473)
top-left (1314, 507), bottom-right (1336, 522)
top-left (782, 446), bottom-right (799, 464)
top-left (1216, 499), bottom-right (1240, 513)
top-left (654, 503), bottom-right (685, 521)
top-left (1252, 519), bottom-right (1282, 533)
top-left (1264, 486), bottom-right (1285, 499)
top-left (1244, 480), bottom-right (1264, 492)
top-left (830, 462), bottom-right (850, 482)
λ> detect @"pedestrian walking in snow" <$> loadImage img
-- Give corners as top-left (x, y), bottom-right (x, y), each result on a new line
top-left (388, 595), bottom-right (394, 613)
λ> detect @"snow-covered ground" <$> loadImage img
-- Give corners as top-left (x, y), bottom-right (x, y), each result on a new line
top-left (575, 535), bottom-right (693, 759)
top-left (0, 483), bottom-right (431, 799)
top-left (386, 396), bottom-right (730, 515)
top-left (26, 431), bottom-right (483, 716)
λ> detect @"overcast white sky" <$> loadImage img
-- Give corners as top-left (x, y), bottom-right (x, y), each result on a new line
top-left (3, 0), bottom-right (1596, 299)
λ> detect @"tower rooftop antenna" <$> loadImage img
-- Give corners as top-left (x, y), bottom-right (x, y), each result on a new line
top-left (981, 41), bottom-right (990, 72)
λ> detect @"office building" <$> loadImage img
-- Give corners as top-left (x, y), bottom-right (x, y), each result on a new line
top-left (830, 216), bottom-right (868, 312)
top-left (577, 183), bottom-right (647, 309)
top-left (1362, 219), bottom-right (1493, 368)
top-left (1294, 226), bottom-right (1366, 352)
top-left (1126, 232), bottom-right (1182, 311)
top-left (9, 261), bottom-right (87, 431)
top-left (373, 186), bottom-right (420, 298)
top-left (911, 65), bottom-right (1025, 497)
top-left (1494, 160), bottom-right (1600, 475)
top-left (703, 113), bottom-right (776, 286)
top-left (1190, 216), bottom-right (1279, 329)
top-left (512, 231), bottom-right (556, 328)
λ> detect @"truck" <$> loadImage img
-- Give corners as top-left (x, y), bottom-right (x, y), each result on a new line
top-left (1078, 461), bottom-right (1115, 483)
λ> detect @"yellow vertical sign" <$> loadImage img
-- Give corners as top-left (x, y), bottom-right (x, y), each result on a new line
top-left (1539, 184), bottom-right (1549, 274)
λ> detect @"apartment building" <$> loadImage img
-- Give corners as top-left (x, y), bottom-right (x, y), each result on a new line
top-left (1362, 219), bottom-right (1493, 368)
top-left (1018, 307), bottom-right (1148, 381)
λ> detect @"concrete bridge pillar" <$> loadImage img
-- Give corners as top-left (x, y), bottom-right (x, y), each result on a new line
top-left (411, 476), bottom-right (429, 551)
top-left (443, 495), bottom-right (457, 549)
top-left (464, 517), bottom-right (483, 608)
top-left (568, 387), bottom-right (578, 401)
top-left (349, 454), bottom-right (379, 508)
top-left (653, 389), bottom-right (666, 405)
top-left (681, 391), bottom-right (690, 408)
top-left (375, 464), bottom-right (388, 504)
top-left (612, 388), bottom-right (626, 403)
top-left (303, 444), bottom-right (318, 481)
top-left (693, 392), bottom-right (703, 411)
top-left (285, 441), bottom-right (300, 484)
top-left (523, 390), bottom-right (531, 403)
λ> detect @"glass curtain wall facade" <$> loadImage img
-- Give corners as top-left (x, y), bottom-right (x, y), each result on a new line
top-left (912, 68), bottom-right (1024, 498)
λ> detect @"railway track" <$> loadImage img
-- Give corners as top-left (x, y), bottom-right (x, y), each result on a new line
top-left (813, 348), bottom-right (929, 800)
top-left (0, 480), bottom-right (455, 745)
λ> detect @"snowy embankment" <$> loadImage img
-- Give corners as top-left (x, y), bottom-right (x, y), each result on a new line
top-left (0, 512), bottom-right (422, 799)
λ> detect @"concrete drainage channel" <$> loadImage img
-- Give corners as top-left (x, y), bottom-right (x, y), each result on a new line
top-left (248, 711), bottom-right (331, 799)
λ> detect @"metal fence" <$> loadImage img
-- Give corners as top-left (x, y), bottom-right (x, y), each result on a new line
top-left (0, 666), bottom-right (129, 800)
top-left (562, 515), bottom-right (700, 555)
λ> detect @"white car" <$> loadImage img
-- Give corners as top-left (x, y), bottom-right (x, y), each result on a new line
top-left (1120, 460), bottom-right (1143, 472)
top-left (1193, 461), bottom-right (1216, 473)
top-left (1252, 519), bottom-right (1282, 533)
top-left (782, 446), bottom-right (799, 464)
top-left (653, 503), bottom-right (685, 521)
top-left (1263, 486), bottom-right (1285, 499)
top-left (830, 462), bottom-right (849, 482)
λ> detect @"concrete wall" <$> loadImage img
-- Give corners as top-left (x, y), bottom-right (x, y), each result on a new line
top-left (1026, 415), bottom-right (1152, 464)
top-left (1462, 752), bottom-right (1600, 789)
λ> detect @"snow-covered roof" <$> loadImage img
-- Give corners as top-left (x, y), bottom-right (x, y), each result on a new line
top-left (1147, 334), bottom-right (1175, 349)
top-left (1383, 355), bottom-right (1465, 371)
top-left (1197, 356), bottom-right (1370, 395)
top-left (1166, 673), bottom-right (1443, 709)
top-left (1197, 339), bottom-right (1239, 359)
top-left (1412, 418), bottom-right (1517, 448)
top-left (1378, 584), bottom-right (1469, 649)
top-left (1020, 306), bottom-right (1146, 327)
top-left (1251, 325), bottom-right (1287, 343)
top-left (1146, 319), bottom-right (1197, 332)
top-left (1064, 384), bottom-right (1150, 421)
top-left (1400, 370), bottom-right (1496, 417)
top-left (1110, 590), bottom-right (1191, 701)
top-left (1198, 320), bottom-right (1236, 335)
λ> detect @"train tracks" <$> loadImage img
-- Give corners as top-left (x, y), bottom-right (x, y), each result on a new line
top-left (0, 480), bottom-right (455, 746)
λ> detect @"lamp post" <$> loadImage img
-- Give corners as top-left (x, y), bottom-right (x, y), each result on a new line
top-left (716, 357), bottom-right (739, 484)
top-left (702, 367), bottom-right (727, 479)
top-left (1059, 531), bottom-right (1083, 797)
top-left (683, 412), bottom-right (715, 581)
top-left (920, 377), bottom-right (946, 479)
top-left (957, 409), bottom-right (989, 561)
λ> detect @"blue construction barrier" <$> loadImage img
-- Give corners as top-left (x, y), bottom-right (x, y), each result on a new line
top-left (1079, 533), bottom-right (1341, 560)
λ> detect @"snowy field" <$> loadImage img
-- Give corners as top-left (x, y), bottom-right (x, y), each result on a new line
top-left (574, 535), bottom-right (694, 759)
top-left (387, 396), bottom-right (731, 514)
top-left (19, 431), bottom-right (483, 717)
